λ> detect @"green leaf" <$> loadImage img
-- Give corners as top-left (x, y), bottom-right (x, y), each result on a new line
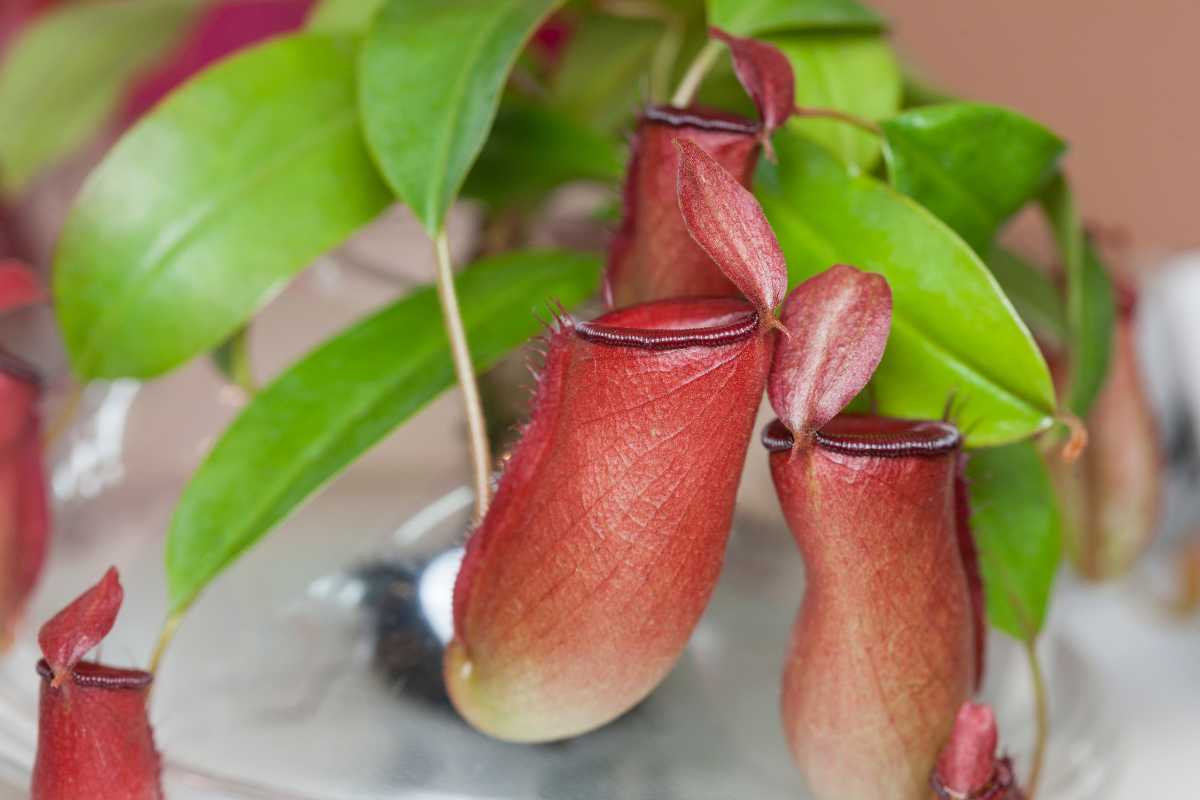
top-left (359, 0), bottom-right (563, 235)
top-left (209, 325), bottom-right (257, 396)
top-left (1076, 241), bottom-right (1118, 406)
top-left (766, 33), bottom-right (900, 169)
top-left (0, 0), bottom-right (200, 193)
top-left (53, 34), bottom-right (390, 380)
top-left (1040, 174), bottom-right (1116, 416)
top-left (756, 134), bottom-right (1056, 446)
top-left (707, 0), bottom-right (885, 37)
top-left (988, 246), bottom-right (1066, 346)
top-left (549, 14), bottom-right (662, 134)
top-left (165, 250), bottom-right (601, 616)
top-left (463, 100), bottom-right (623, 207)
top-left (881, 103), bottom-right (1066, 254)
top-left (306, 0), bottom-right (386, 32)
top-left (967, 442), bottom-right (1062, 640)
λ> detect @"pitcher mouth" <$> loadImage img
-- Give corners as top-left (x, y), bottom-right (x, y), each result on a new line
top-left (762, 416), bottom-right (962, 457)
top-left (643, 105), bottom-right (761, 136)
top-left (575, 297), bottom-right (760, 351)
top-left (37, 659), bottom-right (154, 691)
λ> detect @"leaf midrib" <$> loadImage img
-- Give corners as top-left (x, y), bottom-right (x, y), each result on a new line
top-left (890, 315), bottom-right (1044, 419)
top-left (885, 126), bottom-right (997, 246)
top-left (764, 192), bottom-right (1050, 415)
top-left (170, 267), bottom-right (576, 609)
top-left (173, 322), bottom-right (449, 607)
top-left (76, 110), bottom-right (358, 373)
top-left (424, 4), bottom-right (515, 229)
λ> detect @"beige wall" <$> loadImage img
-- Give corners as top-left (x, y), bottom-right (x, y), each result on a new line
top-left (872, 0), bottom-right (1199, 254)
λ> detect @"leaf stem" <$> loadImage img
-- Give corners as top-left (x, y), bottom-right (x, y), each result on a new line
top-left (793, 105), bottom-right (882, 136)
top-left (1024, 639), bottom-right (1050, 799)
top-left (227, 326), bottom-right (258, 397)
top-left (671, 39), bottom-right (721, 108)
top-left (433, 230), bottom-right (493, 523)
top-left (1057, 414), bottom-right (1088, 463)
top-left (1170, 538), bottom-right (1200, 617)
top-left (43, 380), bottom-right (84, 449)
top-left (148, 612), bottom-right (183, 678)
top-left (1041, 174), bottom-right (1096, 416)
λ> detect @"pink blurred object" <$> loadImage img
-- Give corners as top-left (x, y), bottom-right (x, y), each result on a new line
top-left (0, 260), bottom-right (48, 650)
top-left (1048, 292), bottom-right (1163, 582)
top-left (0, 205), bottom-right (32, 263)
top-left (0, 0), bottom-right (60, 59)
top-left (0, 353), bottom-right (47, 651)
top-left (122, 0), bottom-right (313, 123)
top-left (531, 13), bottom-right (572, 65)
top-left (0, 259), bottom-right (46, 311)
top-left (932, 703), bottom-right (1025, 800)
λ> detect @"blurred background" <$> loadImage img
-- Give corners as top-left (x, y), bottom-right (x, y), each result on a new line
top-left (876, 0), bottom-right (1199, 261)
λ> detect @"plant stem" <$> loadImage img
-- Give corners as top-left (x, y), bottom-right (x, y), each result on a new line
top-left (433, 230), bottom-right (493, 523)
top-left (509, 65), bottom-right (547, 99)
top-left (1024, 639), bottom-right (1050, 799)
top-left (671, 39), bottom-right (721, 107)
top-left (1058, 414), bottom-right (1089, 463)
top-left (793, 105), bottom-right (883, 136)
top-left (226, 325), bottom-right (258, 397)
top-left (148, 612), bottom-right (183, 678)
top-left (43, 380), bottom-right (84, 449)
